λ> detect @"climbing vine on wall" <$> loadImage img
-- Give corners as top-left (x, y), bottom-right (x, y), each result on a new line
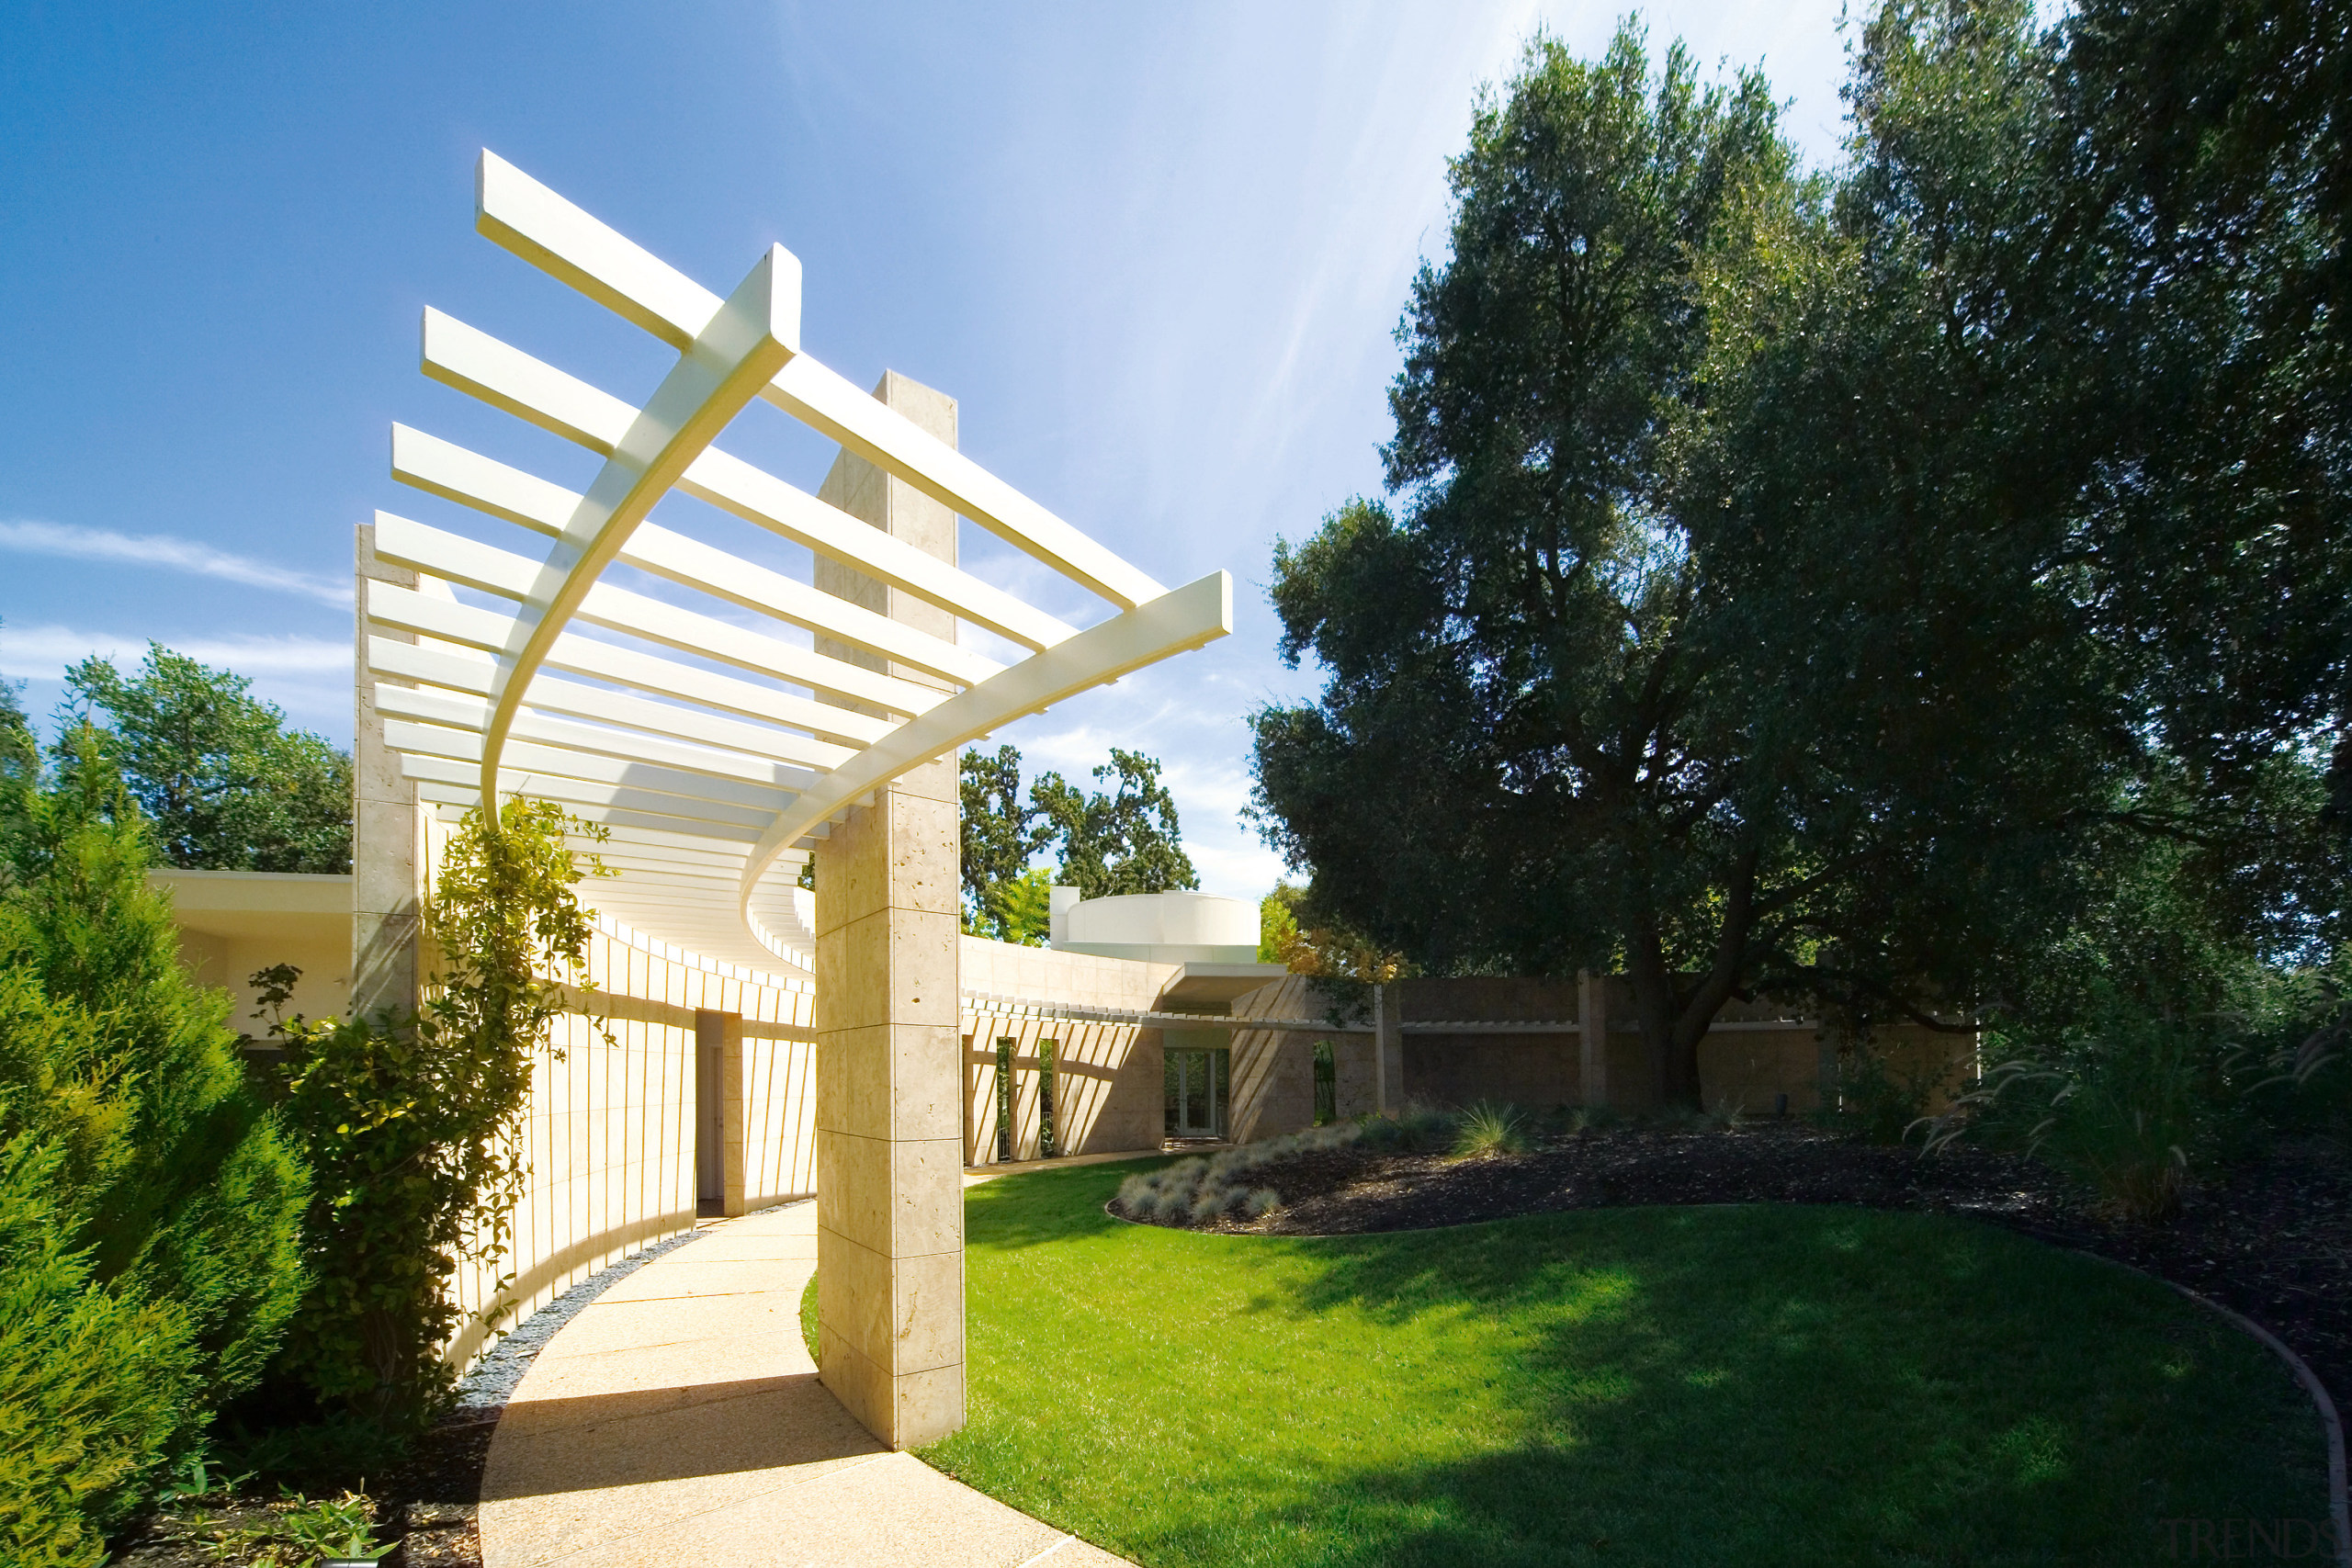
top-left (262, 797), bottom-right (610, 1424)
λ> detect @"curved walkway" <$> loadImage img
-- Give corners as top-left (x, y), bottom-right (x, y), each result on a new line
top-left (478, 1201), bottom-right (1125, 1568)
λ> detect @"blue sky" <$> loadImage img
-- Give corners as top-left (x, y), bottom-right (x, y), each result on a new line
top-left (0, 0), bottom-right (1856, 898)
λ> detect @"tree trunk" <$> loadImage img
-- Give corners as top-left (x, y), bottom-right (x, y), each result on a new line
top-left (1625, 847), bottom-right (1761, 1111)
top-left (1624, 915), bottom-right (1683, 1110)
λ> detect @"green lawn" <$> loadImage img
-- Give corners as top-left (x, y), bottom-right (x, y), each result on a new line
top-left (816, 1161), bottom-right (2331, 1567)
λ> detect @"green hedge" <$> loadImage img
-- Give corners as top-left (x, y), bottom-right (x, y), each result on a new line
top-left (0, 745), bottom-right (309, 1554)
top-left (0, 1131), bottom-right (192, 1567)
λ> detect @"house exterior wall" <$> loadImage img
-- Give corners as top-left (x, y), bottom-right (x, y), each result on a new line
top-left (959, 936), bottom-right (1176, 1162)
top-left (153, 868), bottom-right (354, 1031)
top-left (1227, 975), bottom-right (1328, 1143)
top-left (1223, 975), bottom-right (1973, 1137)
top-left (170, 925), bottom-right (352, 1036)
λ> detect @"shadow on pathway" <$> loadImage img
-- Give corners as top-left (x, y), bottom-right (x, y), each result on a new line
top-left (479, 1201), bottom-right (1125, 1568)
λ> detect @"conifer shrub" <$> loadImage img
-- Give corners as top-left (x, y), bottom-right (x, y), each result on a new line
top-left (0, 731), bottom-right (308, 1557)
top-left (0, 1132), bottom-right (192, 1568)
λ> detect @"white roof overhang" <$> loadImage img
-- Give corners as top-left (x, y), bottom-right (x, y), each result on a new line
top-left (368, 152), bottom-right (1230, 975)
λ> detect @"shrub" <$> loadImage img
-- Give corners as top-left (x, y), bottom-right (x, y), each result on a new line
top-left (1114, 1122), bottom-right (1361, 1224)
top-left (0, 1131), bottom-right (194, 1568)
top-left (0, 734), bottom-right (308, 1549)
top-left (1936, 1020), bottom-right (2220, 1221)
top-left (1451, 1101), bottom-right (1529, 1158)
top-left (1821, 1042), bottom-right (1943, 1145)
top-left (261, 797), bottom-right (611, 1427)
top-left (1356, 1100), bottom-right (1456, 1153)
top-left (1564, 1105), bottom-right (1620, 1135)
top-left (1924, 1007), bottom-right (2332, 1222)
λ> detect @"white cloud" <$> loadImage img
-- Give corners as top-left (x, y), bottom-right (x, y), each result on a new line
top-left (0, 624), bottom-right (350, 679)
top-left (0, 519), bottom-right (349, 607)
top-left (0, 624), bottom-right (355, 741)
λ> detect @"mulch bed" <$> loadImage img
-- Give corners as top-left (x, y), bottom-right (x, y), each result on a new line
top-left (104, 1414), bottom-right (492, 1567)
top-left (107, 1223), bottom-right (722, 1567)
top-left (1119, 1122), bottom-right (2352, 1413)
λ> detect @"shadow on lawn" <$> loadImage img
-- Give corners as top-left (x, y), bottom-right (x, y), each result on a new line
top-left (1261, 1207), bottom-right (2323, 1567)
top-left (971, 1167), bottom-right (2328, 1567)
top-left (961, 1156), bottom-right (1171, 1250)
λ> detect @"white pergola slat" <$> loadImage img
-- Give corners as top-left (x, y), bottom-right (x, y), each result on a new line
top-left (369, 152), bottom-right (1229, 974)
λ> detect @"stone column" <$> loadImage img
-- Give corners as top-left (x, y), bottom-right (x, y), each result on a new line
top-left (1373, 982), bottom-right (1405, 1113)
top-left (812, 373), bottom-right (966, 1450)
top-left (1578, 969), bottom-right (1609, 1110)
top-left (352, 524), bottom-right (423, 1021)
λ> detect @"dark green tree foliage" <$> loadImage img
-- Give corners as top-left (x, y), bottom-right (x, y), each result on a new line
top-left (1672, 0), bottom-right (2143, 1023)
top-left (1254, 7), bottom-right (2350, 1104)
top-left (959, 744), bottom-right (1037, 917)
top-left (959, 745), bottom-right (1198, 939)
top-left (2039, 0), bottom-right (2352, 809)
top-left (0, 732), bottom-right (308, 1561)
top-left (63, 644), bottom-right (352, 874)
top-left (1254, 28), bottom-right (1806, 1103)
top-left (1031, 750), bottom-right (1199, 900)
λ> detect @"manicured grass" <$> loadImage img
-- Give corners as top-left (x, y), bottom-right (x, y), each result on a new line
top-left (904, 1161), bottom-right (2327, 1568)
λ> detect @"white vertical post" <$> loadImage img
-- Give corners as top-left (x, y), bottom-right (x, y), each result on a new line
top-left (1579, 969), bottom-right (1610, 1109)
top-left (353, 523), bottom-right (423, 1020)
top-left (1374, 982), bottom-right (1405, 1113)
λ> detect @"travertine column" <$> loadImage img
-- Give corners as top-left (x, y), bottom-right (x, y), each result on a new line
top-left (812, 372), bottom-right (966, 1449)
top-left (720, 1010), bottom-right (748, 1216)
top-left (352, 524), bottom-right (424, 1021)
top-left (1578, 969), bottom-right (1610, 1110)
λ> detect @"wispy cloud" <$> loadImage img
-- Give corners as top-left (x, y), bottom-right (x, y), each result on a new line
top-left (0, 623), bottom-right (349, 679)
top-left (0, 519), bottom-right (348, 607)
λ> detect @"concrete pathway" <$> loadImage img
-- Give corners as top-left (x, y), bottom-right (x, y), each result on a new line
top-left (477, 1201), bottom-right (1126, 1568)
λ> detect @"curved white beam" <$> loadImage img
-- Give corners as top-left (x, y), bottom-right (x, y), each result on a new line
top-left (384, 442), bottom-right (998, 686)
top-left (735, 570), bottom-right (1231, 928)
top-left (474, 244), bottom-right (800, 799)
top-left (371, 513), bottom-right (948, 714)
top-left (370, 152), bottom-right (1232, 973)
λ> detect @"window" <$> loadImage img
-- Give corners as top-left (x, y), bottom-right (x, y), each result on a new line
top-left (994, 1038), bottom-right (1014, 1162)
top-left (1037, 1038), bottom-right (1059, 1159)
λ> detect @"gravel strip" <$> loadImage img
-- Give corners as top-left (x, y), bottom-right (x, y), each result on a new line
top-left (455, 1222), bottom-right (714, 1415)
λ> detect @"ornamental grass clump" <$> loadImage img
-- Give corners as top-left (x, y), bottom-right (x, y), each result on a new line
top-left (1356, 1100), bottom-right (1457, 1153)
top-left (1450, 1100), bottom-right (1530, 1158)
top-left (1114, 1121), bottom-right (1363, 1225)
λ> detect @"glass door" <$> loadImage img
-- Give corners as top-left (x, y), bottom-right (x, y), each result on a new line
top-left (1164, 1045), bottom-right (1228, 1138)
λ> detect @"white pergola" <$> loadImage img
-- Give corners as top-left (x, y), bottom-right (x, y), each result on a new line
top-left (366, 152), bottom-right (1229, 974)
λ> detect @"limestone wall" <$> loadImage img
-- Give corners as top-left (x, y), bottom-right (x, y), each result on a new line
top-left (442, 919), bottom-right (816, 1371)
top-left (958, 936), bottom-right (1176, 1163)
top-left (1222, 975), bottom-right (1973, 1134)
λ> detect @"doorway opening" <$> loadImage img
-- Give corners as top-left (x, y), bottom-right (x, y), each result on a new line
top-left (695, 1012), bottom-right (723, 1218)
top-left (1165, 1046), bottom-right (1228, 1139)
top-left (1037, 1038), bottom-right (1058, 1159)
